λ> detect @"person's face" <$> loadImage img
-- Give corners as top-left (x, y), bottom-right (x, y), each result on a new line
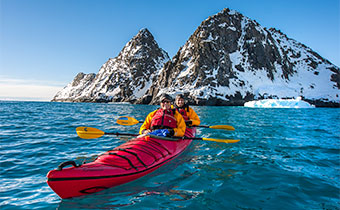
top-left (176, 98), bottom-right (185, 107)
top-left (160, 99), bottom-right (171, 110)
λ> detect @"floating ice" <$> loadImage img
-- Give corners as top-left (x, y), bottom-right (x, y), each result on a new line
top-left (244, 97), bottom-right (315, 108)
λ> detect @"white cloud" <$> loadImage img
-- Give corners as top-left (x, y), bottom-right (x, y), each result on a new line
top-left (0, 76), bottom-right (65, 101)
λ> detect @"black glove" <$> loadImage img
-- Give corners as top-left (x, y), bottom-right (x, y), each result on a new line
top-left (185, 120), bottom-right (192, 126)
top-left (166, 129), bottom-right (175, 137)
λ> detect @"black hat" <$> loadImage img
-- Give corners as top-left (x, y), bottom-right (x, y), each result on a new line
top-left (159, 93), bottom-right (172, 102)
top-left (176, 94), bottom-right (185, 100)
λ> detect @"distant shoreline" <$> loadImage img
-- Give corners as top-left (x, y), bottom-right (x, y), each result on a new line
top-left (1, 100), bottom-right (339, 108)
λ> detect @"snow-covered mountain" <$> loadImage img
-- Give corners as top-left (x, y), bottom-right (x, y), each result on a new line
top-left (145, 8), bottom-right (339, 107)
top-left (52, 28), bottom-right (170, 103)
top-left (53, 8), bottom-right (339, 107)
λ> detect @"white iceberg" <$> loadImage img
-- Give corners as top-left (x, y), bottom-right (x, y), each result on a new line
top-left (244, 97), bottom-right (315, 108)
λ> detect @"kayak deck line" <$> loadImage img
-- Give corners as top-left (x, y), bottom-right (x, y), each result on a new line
top-left (141, 138), bottom-right (172, 155)
top-left (107, 153), bottom-right (139, 170)
top-left (120, 146), bottom-right (159, 161)
top-left (115, 149), bottom-right (148, 168)
top-left (122, 141), bottom-right (166, 158)
top-left (103, 137), bottom-right (172, 169)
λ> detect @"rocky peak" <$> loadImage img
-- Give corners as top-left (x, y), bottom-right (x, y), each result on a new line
top-left (52, 28), bottom-right (170, 103)
top-left (117, 28), bottom-right (165, 61)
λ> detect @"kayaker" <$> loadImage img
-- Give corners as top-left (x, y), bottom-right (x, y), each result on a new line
top-left (139, 93), bottom-right (186, 137)
top-left (173, 94), bottom-right (200, 127)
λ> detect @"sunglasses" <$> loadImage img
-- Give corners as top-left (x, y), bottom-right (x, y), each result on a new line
top-left (161, 100), bottom-right (171, 103)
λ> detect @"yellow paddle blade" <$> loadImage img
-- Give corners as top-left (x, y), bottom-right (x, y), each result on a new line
top-left (209, 125), bottom-right (235, 131)
top-left (202, 138), bottom-right (239, 143)
top-left (116, 116), bottom-right (140, 126)
top-left (76, 127), bottom-right (105, 139)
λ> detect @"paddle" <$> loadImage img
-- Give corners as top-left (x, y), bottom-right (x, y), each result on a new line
top-left (76, 127), bottom-right (239, 144)
top-left (76, 127), bottom-right (138, 139)
top-left (116, 116), bottom-right (143, 126)
top-left (116, 116), bottom-right (235, 131)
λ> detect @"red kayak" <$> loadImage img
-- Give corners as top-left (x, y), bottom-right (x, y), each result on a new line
top-left (47, 128), bottom-right (196, 199)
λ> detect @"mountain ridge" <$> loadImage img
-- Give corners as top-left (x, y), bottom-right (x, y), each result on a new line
top-left (52, 8), bottom-right (339, 107)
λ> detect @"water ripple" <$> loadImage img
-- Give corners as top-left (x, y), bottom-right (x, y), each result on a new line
top-left (0, 102), bottom-right (339, 209)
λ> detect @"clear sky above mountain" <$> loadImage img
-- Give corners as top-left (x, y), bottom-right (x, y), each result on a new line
top-left (0, 0), bottom-right (339, 101)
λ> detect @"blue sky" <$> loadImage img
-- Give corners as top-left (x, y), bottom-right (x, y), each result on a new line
top-left (0, 0), bottom-right (339, 101)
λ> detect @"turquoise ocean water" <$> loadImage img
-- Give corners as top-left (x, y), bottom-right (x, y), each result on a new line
top-left (0, 101), bottom-right (339, 209)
